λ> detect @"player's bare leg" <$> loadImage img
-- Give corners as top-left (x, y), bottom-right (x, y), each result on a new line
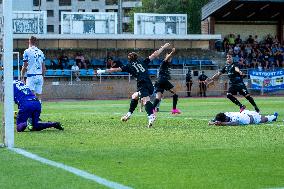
top-left (153, 92), bottom-right (163, 113)
top-left (226, 93), bottom-right (245, 112)
top-left (142, 96), bottom-right (156, 128)
top-left (244, 94), bottom-right (260, 113)
top-left (169, 88), bottom-right (181, 114)
top-left (121, 92), bottom-right (139, 122)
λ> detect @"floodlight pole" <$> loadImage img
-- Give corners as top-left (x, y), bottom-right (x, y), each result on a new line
top-left (3, 0), bottom-right (14, 148)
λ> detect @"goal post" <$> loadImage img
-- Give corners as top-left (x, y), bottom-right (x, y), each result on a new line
top-left (1, 0), bottom-right (14, 148)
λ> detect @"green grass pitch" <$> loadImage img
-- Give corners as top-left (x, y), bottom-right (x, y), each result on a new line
top-left (1, 96), bottom-right (284, 189)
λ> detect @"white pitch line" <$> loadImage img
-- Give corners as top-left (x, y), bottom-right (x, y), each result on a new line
top-left (9, 148), bottom-right (133, 189)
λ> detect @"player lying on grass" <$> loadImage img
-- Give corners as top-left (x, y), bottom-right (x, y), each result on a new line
top-left (209, 110), bottom-right (278, 126)
top-left (14, 80), bottom-right (63, 132)
top-left (205, 54), bottom-right (260, 113)
top-left (152, 47), bottom-right (181, 114)
top-left (97, 43), bottom-right (171, 128)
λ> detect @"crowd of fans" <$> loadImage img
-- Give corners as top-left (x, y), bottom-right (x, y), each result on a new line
top-left (46, 52), bottom-right (92, 70)
top-left (221, 34), bottom-right (284, 70)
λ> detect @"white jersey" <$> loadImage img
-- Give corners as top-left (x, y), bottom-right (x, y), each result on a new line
top-left (224, 112), bottom-right (250, 125)
top-left (23, 46), bottom-right (45, 75)
top-left (242, 110), bottom-right (261, 124)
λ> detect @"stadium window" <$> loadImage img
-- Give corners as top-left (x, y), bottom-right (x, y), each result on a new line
top-left (78, 0), bottom-right (85, 1)
top-left (92, 0), bottom-right (99, 1)
top-left (78, 9), bottom-right (85, 12)
top-left (106, 9), bottom-right (117, 12)
top-left (33, 0), bottom-right (39, 6)
top-left (47, 10), bottom-right (54, 17)
top-left (59, 10), bottom-right (71, 21)
top-left (105, 0), bottom-right (118, 5)
top-left (59, 25), bottom-right (61, 33)
top-left (92, 9), bottom-right (99, 12)
top-left (46, 0), bottom-right (54, 1)
top-left (59, 0), bottom-right (71, 6)
top-left (47, 25), bottom-right (54, 33)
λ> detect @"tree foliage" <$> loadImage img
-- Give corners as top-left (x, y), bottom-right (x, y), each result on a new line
top-left (129, 0), bottom-right (210, 34)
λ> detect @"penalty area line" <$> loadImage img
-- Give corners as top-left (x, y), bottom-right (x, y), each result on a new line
top-left (9, 148), bottom-right (132, 189)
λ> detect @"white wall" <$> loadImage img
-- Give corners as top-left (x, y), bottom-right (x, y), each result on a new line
top-left (13, 0), bottom-right (32, 11)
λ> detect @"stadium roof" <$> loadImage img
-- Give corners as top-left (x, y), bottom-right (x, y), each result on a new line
top-left (202, 0), bottom-right (284, 21)
top-left (13, 34), bottom-right (221, 40)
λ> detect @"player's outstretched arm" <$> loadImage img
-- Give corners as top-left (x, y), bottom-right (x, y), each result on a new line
top-left (204, 71), bottom-right (222, 85)
top-left (20, 61), bottom-right (28, 81)
top-left (96, 67), bottom-right (122, 75)
top-left (149, 43), bottom-right (171, 61)
top-left (164, 48), bottom-right (176, 62)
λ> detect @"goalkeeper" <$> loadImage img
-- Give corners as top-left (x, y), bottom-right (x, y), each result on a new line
top-left (14, 80), bottom-right (63, 132)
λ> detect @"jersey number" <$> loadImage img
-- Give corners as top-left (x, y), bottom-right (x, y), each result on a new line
top-left (132, 63), bottom-right (145, 72)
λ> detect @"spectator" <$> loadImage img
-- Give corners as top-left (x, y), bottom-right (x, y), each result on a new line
top-left (254, 35), bottom-right (259, 45)
top-left (49, 60), bottom-right (57, 70)
top-left (228, 34), bottom-right (235, 46)
top-left (185, 69), bottom-right (193, 97)
top-left (223, 33), bottom-right (283, 70)
top-left (198, 71), bottom-right (208, 97)
top-left (58, 52), bottom-right (69, 69)
top-left (75, 52), bottom-right (87, 69)
top-left (71, 62), bottom-right (80, 81)
top-left (265, 34), bottom-right (273, 45)
top-left (106, 56), bottom-right (123, 69)
top-left (235, 34), bottom-right (242, 44)
top-left (247, 35), bottom-right (254, 44)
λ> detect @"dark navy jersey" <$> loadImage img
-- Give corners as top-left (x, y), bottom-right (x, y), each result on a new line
top-left (220, 63), bottom-right (243, 84)
top-left (186, 72), bottom-right (192, 82)
top-left (13, 80), bottom-right (36, 105)
top-left (121, 58), bottom-right (151, 83)
top-left (198, 74), bottom-right (208, 81)
top-left (158, 60), bottom-right (171, 80)
top-left (111, 60), bottom-right (123, 68)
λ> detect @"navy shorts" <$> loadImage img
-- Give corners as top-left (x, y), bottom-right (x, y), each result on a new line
top-left (137, 80), bottom-right (154, 98)
top-left (228, 83), bottom-right (249, 96)
top-left (154, 78), bottom-right (174, 93)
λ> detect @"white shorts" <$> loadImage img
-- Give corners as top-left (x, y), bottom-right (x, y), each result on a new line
top-left (242, 110), bottom-right (261, 124)
top-left (26, 75), bottom-right (44, 94)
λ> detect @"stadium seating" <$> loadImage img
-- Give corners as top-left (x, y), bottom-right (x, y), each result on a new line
top-left (63, 69), bottom-right (71, 76)
top-left (91, 58), bottom-right (105, 68)
top-left (54, 69), bottom-right (63, 76)
top-left (13, 59), bottom-right (19, 67)
top-left (45, 70), bottom-right (54, 76)
top-left (13, 70), bottom-right (19, 78)
top-left (45, 58), bottom-right (51, 67)
top-left (68, 59), bottom-right (75, 67)
top-left (80, 69), bottom-right (87, 76)
top-left (87, 69), bottom-right (94, 76)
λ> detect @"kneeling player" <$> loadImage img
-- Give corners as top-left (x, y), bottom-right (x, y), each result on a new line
top-left (209, 110), bottom-right (278, 126)
top-left (153, 47), bottom-right (181, 114)
top-left (14, 80), bottom-right (63, 132)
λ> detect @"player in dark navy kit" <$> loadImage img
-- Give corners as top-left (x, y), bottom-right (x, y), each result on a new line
top-left (14, 80), bottom-right (63, 132)
top-left (152, 47), bottom-right (181, 114)
top-left (205, 54), bottom-right (260, 113)
top-left (97, 43), bottom-right (171, 127)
